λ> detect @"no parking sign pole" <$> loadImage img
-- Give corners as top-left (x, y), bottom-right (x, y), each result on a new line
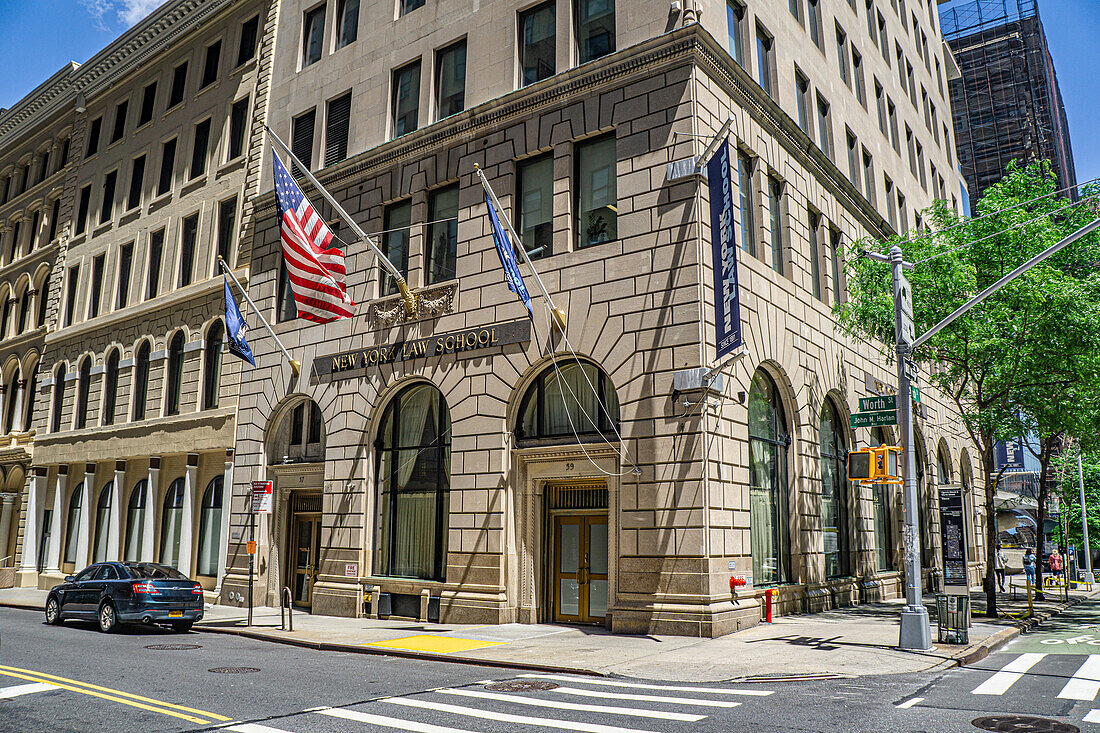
top-left (248, 481), bottom-right (273, 627)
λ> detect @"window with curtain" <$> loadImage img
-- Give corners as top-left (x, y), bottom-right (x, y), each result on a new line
top-left (124, 480), bottom-right (146, 562)
top-left (92, 481), bottom-right (112, 563)
top-left (749, 370), bottom-right (790, 586)
top-left (376, 383), bottom-right (450, 581)
top-left (820, 400), bottom-right (850, 578)
top-left (166, 332), bottom-right (184, 416)
top-left (516, 361), bottom-right (619, 442)
top-left (103, 349), bottom-right (119, 426)
top-left (203, 321), bottom-right (223, 410)
top-left (869, 426), bottom-right (893, 571)
top-left (197, 477), bottom-right (222, 576)
top-left (160, 478), bottom-right (185, 568)
top-left (134, 341), bottom-right (150, 420)
top-left (64, 482), bottom-right (83, 564)
top-left (75, 357), bottom-right (91, 429)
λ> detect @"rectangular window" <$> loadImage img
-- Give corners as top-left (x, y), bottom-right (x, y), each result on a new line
top-left (518, 154), bottom-right (554, 258)
top-left (138, 82), bottom-right (157, 126)
top-left (905, 126), bottom-right (916, 176)
top-left (27, 210), bottom-right (39, 253)
top-left (64, 265), bottom-right (79, 327)
top-left (117, 242), bottom-right (133, 310)
top-left (907, 61), bottom-right (916, 107)
top-left (816, 95), bottom-right (832, 159)
top-left (916, 140), bottom-right (926, 189)
top-left (146, 229), bottom-right (164, 300)
top-left (157, 138), bottom-right (176, 196)
top-left (888, 99), bottom-right (899, 152)
top-left (808, 210), bottom-right (822, 300)
top-left (807, 0), bottom-right (822, 48)
top-left (427, 185), bottom-right (459, 284)
top-left (229, 97), bottom-right (249, 161)
top-left (17, 164), bottom-right (28, 195)
top-left (877, 12), bottom-right (888, 61)
top-left (898, 192), bottom-right (908, 233)
top-left (303, 5), bottom-right (325, 67)
top-left (520, 2), bottom-right (555, 86)
top-left (768, 176), bottom-right (784, 275)
top-left (576, 0), bottom-right (615, 64)
top-left (190, 118), bottom-right (211, 180)
top-left (201, 40), bottom-right (221, 88)
top-left (89, 253), bottom-right (105, 319)
top-left (755, 26), bottom-right (774, 99)
top-left (866, 0), bottom-right (876, 42)
top-left (401, 0), bottom-right (424, 15)
top-left (323, 92), bottom-right (351, 167)
top-left (127, 155), bottom-right (145, 211)
top-left (435, 40), bottom-right (466, 119)
top-left (836, 25), bottom-right (849, 86)
top-left (48, 198), bottom-right (60, 242)
top-left (60, 138), bottom-right (70, 168)
top-left (336, 0), bottom-right (359, 49)
top-left (86, 117), bottom-right (102, 157)
top-left (291, 109), bottom-right (316, 174)
top-left (896, 44), bottom-right (905, 91)
top-left (576, 136), bottom-right (617, 248)
top-left (217, 196), bottom-right (238, 268)
top-left (875, 80), bottom-right (886, 135)
top-left (789, 0), bottom-right (802, 23)
top-left (738, 153), bottom-right (755, 256)
top-left (795, 68), bottom-right (811, 133)
top-left (75, 184), bottom-right (91, 235)
top-left (169, 62), bottom-right (187, 108)
top-left (862, 149), bottom-right (875, 206)
top-left (178, 214), bottom-right (198, 288)
top-left (884, 175), bottom-right (896, 228)
top-left (727, 1), bottom-right (745, 67)
top-left (110, 100), bottom-right (128, 143)
top-left (380, 200), bottom-right (411, 296)
top-left (391, 61), bottom-right (421, 138)
top-left (846, 131), bottom-right (860, 190)
top-left (36, 151), bottom-right (49, 184)
top-left (100, 171), bottom-right (116, 224)
top-left (830, 229), bottom-right (843, 304)
top-left (276, 259), bottom-right (297, 322)
top-left (237, 15), bottom-right (259, 66)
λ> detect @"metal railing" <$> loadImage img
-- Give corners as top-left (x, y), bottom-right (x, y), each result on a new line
top-left (280, 587), bottom-right (293, 632)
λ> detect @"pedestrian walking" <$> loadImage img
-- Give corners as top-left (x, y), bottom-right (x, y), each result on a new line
top-left (995, 545), bottom-right (1007, 592)
top-left (1024, 547), bottom-right (1037, 589)
top-left (1050, 547), bottom-right (1063, 579)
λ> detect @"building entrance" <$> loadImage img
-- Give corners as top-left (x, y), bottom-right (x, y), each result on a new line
top-left (287, 493), bottom-right (321, 609)
top-left (547, 482), bottom-right (608, 624)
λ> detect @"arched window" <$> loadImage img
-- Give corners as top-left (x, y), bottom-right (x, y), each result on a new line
top-left (515, 360), bottom-right (619, 442)
top-left (748, 370), bottom-right (791, 586)
top-left (202, 321), bottom-right (223, 410)
top-left (914, 433), bottom-right (933, 571)
top-left (375, 383), bottom-right (450, 581)
top-left (92, 481), bottom-right (112, 563)
top-left (160, 478), bottom-right (185, 568)
top-left (133, 341), bottom-right (150, 420)
top-left (63, 481), bottom-right (83, 564)
top-left (36, 274), bottom-right (48, 327)
top-left (102, 349), bottom-right (119, 426)
top-left (50, 364), bottom-right (66, 432)
top-left (820, 400), bottom-right (850, 579)
top-left (937, 445), bottom-right (952, 485)
top-left (74, 357), bottom-right (91, 429)
top-left (124, 480), bottom-right (146, 562)
top-left (165, 332), bottom-right (184, 416)
top-left (17, 287), bottom-right (29, 333)
top-left (3, 368), bottom-right (18, 434)
top-left (868, 427), bottom-right (893, 572)
top-left (196, 476), bottom-right (222, 576)
top-left (22, 363), bottom-right (37, 432)
top-left (273, 399), bottom-right (326, 463)
top-left (0, 295), bottom-right (11, 340)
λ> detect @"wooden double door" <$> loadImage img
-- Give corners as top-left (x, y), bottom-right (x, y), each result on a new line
top-left (551, 514), bottom-right (608, 624)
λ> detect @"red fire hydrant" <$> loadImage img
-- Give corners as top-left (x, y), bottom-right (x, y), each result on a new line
top-left (764, 588), bottom-right (774, 623)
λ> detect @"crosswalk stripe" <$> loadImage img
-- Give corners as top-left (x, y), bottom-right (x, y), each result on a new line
top-left (436, 688), bottom-right (705, 722)
top-left (551, 685), bottom-right (742, 708)
top-left (520, 674), bottom-right (773, 696)
top-left (319, 708), bottom-right (482, 733)
top-left (1059, 655), bottom-right (1100, 701)
top-left (382, 696), bottom-right (659, 733)
top-left (972, 653), bottom-right (1046, 696)
top-left (1083, 709), bottom-right (1100, 723)
top-left (225, 724), bottom-right (296, 733)
top-left (0, 682), bottom-right (57, 698)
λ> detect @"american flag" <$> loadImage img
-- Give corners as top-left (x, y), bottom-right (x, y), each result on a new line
top-left (272, 149), bottom-right (355, 322)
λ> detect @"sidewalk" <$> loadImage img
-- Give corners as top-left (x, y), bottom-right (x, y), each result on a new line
top-left (2, 584), bottom-right (1094, 682)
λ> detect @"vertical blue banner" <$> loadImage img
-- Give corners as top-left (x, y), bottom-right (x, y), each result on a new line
top-left (708, 139), bottom-right (742, 360)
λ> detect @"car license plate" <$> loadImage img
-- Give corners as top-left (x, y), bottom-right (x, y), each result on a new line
top-left (168, 610), bottom-right (184, 618)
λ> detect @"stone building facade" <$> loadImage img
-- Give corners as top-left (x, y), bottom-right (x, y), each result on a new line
top-left (14, 0), bottom-right (273, 595)
top-left (219, 0), bottom-right (984, 635)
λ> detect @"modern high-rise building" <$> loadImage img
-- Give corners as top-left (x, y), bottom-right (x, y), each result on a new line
top-left (941, 0), bottom-right (1076, 212)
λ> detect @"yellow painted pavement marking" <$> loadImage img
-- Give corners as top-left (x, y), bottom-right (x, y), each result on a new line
top-left (363, 634), bottom-right (506, 654)
top-left (0, 665), bottom-right (231, 723)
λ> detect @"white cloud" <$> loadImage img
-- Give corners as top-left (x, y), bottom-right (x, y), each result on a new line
top-left (81, 0), bottom-right (165, 30)
top-left (118, 0), bottom-right (165, 27)
top-left (80, 0), bottom-right (114, 31)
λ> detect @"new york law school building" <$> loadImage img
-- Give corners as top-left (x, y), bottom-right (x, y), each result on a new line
top-left (221, 0), bottom-right (986, 635)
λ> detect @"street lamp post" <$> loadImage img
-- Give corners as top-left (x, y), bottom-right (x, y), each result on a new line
top-left (1079, 452), bottom-right (1094, 584)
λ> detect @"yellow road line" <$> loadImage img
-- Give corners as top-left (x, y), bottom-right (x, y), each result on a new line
top-left (0, 666), bottom-right (231, 723)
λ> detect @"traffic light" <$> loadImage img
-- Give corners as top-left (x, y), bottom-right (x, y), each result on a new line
top-left (847, 446), bottom-right (902, 483)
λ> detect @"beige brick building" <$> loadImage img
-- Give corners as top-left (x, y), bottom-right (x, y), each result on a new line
top-left (219, 0), bottom-right (985, 636)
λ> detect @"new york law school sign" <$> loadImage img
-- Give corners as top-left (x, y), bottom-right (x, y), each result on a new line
top-left (313, 319), bottom-right (532, 380)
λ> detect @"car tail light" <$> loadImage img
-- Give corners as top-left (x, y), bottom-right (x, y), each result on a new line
top-left (132, 581), bottom-right (160, 595)
top-left (192, 585), bottom-right (203, 595)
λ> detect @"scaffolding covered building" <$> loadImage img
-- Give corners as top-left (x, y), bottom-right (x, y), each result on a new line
top-left (941, 0), bottom-right (1076, 212)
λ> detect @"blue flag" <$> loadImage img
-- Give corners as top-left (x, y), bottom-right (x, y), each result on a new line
top-left (485, 191), bottom-right (534, 317)
top-left (224, 277), bottom-right (256, 367)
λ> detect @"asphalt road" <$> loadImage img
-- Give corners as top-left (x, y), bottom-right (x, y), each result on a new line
top-left (2, 602), bottom-right (1099, 732)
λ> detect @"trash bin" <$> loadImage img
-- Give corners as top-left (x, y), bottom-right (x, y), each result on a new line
top-left (937, 594), bottom-right (969, 644)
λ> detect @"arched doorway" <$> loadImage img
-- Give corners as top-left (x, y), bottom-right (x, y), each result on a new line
top-left (820, 399), bottom-right (850, 579)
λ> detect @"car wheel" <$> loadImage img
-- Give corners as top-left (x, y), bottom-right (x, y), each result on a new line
top-left (171, 621), bottom-right (193, 633)
top-left (45, 597), bottom-right (61, 625)
top-left (97, 601), bottom-right (117, 633)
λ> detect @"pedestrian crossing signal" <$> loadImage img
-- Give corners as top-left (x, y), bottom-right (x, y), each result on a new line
top-left (847, 446), bottom-right (902, 483)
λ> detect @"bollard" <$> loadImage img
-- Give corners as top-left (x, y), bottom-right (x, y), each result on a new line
top-left (1026, 576), bottom-right (1033, 618)
top-left (765, 588), bottom-right (774, 623)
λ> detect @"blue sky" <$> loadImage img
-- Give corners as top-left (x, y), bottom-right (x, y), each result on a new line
top-left (0, 1), bottom-right (1096, 184)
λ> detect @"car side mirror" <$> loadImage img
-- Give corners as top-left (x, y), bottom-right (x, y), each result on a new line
top-left (64, 575), bottom-right (75, 582)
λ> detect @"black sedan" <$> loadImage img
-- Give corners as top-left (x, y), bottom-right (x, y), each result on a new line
top-left (45, 562), bottom-right (205, 633)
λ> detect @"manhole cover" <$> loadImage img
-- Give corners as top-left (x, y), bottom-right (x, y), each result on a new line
top-left (144, 644), bottom-right (201, 650)
top-left (972, 716), bottom-right (1079, 732)
top-left (484, 681), bottom-right (559, 692)
top-left (208, 667), bottom-right (260, 674)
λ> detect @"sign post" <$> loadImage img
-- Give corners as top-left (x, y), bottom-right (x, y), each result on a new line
top-left (247, 480), bottom-right (273, 627)
top-left (939, 485), bottom-right (969, 595)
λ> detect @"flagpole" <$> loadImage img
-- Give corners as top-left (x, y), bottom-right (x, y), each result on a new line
top-left (219, 257), bottom-right (301, 377)
top-left (263, 125), bottom-right (418, 319)
top-left (473, 164), bottom-right (566, 333)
